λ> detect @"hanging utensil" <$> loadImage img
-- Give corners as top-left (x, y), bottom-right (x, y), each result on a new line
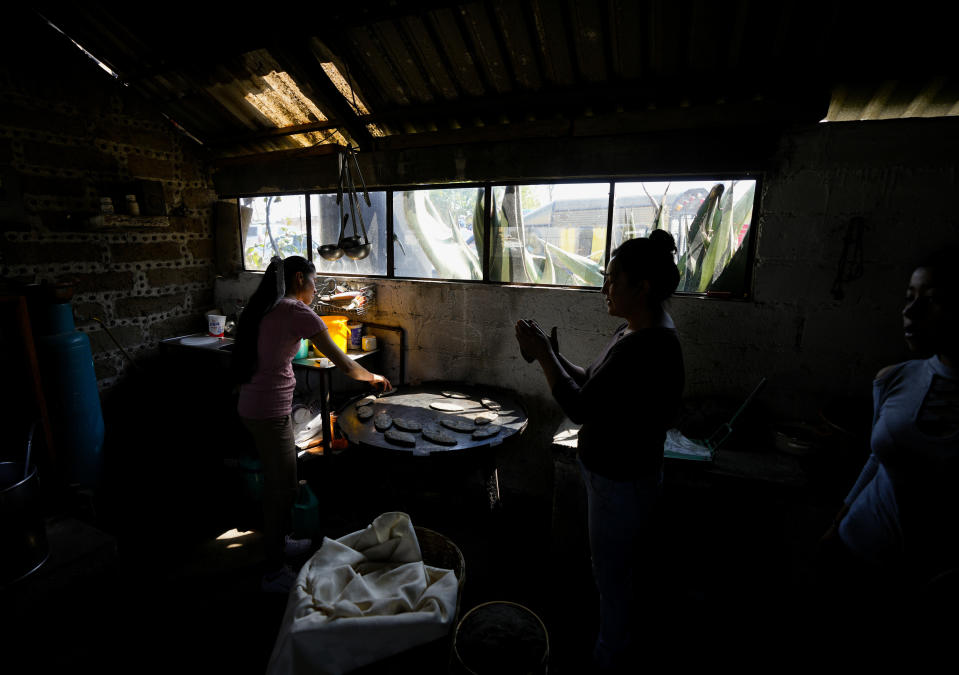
top-left (340, 150), bottom-right (362, 253)
top-left (318, 152), bottom-right (350, 260)
top-left (343, 147), bottom-right (372, 260)
top-left (349, 147), bottom-right (372, 207)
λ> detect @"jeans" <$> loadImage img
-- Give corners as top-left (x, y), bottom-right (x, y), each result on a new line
top-left (579, 458), bottom-right (663, 670)
top-left (242, 415), bottom-right (298, 570)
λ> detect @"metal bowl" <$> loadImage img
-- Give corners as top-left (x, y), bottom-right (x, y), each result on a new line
top-left (318, 244), bottom-right (344, 261)
top-left (344, 242), bottom-right (372, 260)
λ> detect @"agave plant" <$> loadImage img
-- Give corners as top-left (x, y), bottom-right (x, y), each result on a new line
top-left (397, 180), bottom-right (753, 292)
top-left (677, 181), bottom-right (755, 292)
top-left (400, 190), bottom-right (481, 279)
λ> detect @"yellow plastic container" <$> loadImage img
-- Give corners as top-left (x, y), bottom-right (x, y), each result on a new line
top-left (315, 316), bottom-right (349, 356)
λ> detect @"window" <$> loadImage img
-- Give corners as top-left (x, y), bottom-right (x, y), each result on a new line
top-left (239, 195), bottom-right (308, 270)
top-left (613, 179), bottom-right (756, 294)
top-left (310, 191), bottom-right (388, 277)
top-left (237, 174), bottom-right (758, 297)
top-left (491, 183), bottom-right (608, 287)
top-left (393, 187), bottom-right (483, 280)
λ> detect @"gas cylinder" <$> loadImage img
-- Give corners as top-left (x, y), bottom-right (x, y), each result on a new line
top-left (292, 479), bottom-right (320, 540)
top-left (31, 294), bottom-right (105, 488)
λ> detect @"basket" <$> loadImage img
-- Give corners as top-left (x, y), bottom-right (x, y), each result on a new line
top-left (415, 526), bottom-right (466, 592)
top-left (313, 279), bottom-right (375, 318)
top-left (353, 526), bottom-right (466, 674)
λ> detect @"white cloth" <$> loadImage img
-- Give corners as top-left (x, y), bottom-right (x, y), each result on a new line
top-left (266, 512), bottom-right (459, 675)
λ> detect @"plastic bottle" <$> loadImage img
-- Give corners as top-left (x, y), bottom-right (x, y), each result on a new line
top-left (292, 480), bottom-right (320, 540)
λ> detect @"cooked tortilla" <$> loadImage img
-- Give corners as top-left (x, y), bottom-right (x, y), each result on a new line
top-left (373, 412), bottom-right (393, 431)
top-left (384, 429), bottom-right (416, 446)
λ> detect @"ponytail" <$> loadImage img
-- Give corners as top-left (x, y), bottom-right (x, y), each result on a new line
top-left (232, 255), bottom-right (316, 385)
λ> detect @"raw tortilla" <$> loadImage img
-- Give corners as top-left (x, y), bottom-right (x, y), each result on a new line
top-left (356, 395), bottom-right (377, 408)
top-left (393, 418), bottom-right (422, 432)
top-left (480, 398), bottom-right (502, 410)
top-left (374, 412), bottom-right (393, 431)
top-left (356, 406), bottom-right (375, 421)
top-left (441, 391), bottom-right (470, 399)
top-left (384, 429), bottom-right (416, 446)
top-left (474, 412), bottom-right (497, 425)
top-left (441, 417), bottom-right (476, 433)
top-left (421, 425), bottom-right (457, 445)
top-left (472, 425), bottom-right (502, 440)
top-left (430, 401), bottom-right (464, 412)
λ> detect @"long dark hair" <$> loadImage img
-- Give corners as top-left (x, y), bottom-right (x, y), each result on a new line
top-left (611, 229), bottom-right (680, 304)
top-left (232, 255), bottom-right (316, 385)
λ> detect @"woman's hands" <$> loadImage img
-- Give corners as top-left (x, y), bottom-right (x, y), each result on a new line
top-left (369, 373), bottom-right (392, 392)
top-left (515, 319), bottom-right (554, 362)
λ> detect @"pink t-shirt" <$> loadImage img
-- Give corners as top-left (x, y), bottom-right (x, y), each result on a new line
top-left (237, 298), bottom-right (326, 419)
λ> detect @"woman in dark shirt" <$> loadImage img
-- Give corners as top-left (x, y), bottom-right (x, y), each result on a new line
top-left (515, 230), bottom-right (684, 672)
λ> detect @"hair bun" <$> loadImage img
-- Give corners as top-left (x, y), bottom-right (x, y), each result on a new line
top-left (648, 229), bottom-right (677, 255)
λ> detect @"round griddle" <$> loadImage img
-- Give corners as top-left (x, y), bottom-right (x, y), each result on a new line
top-left (339, 382), bottom-right (528, 455)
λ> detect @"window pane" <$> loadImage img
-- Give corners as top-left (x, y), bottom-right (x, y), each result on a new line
top-left (393, 188), bottom-right (483, 280)
top-left (490, 183), bottom-right (608, 287)
top-left (239, 195), bottom-right (308, 271)
top-left (612, 179), bottom-right (757, 294)
top-left (310, 191), bottom-right (387, 276)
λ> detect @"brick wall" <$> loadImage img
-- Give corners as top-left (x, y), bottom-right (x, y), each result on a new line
top-left (0, 37), bottom-right (217, 390)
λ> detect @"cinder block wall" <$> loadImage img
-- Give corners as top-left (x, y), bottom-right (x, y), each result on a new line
top-left (0, 41), bottom-right (218, 390)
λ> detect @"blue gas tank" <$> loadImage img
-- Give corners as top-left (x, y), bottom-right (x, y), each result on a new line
top-left (33, 300), bottom-right (105, 488)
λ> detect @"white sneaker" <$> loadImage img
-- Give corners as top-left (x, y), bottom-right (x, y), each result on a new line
top-left (261, 564), bottom-right (297, 593)
top-left (284, 534), bottom-right (312, 557)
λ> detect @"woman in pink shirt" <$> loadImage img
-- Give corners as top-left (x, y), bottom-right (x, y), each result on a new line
top-left (234, 255), bottom-right (390, 592)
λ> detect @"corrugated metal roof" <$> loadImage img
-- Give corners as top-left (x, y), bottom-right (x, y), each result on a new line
top-left (25, 1), bottom-right (958, 160)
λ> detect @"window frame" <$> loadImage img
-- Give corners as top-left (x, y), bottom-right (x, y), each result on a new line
top-left (233, 171), bottom-right (762, 299)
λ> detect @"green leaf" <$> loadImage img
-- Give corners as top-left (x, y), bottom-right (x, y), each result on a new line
top-left (542, 240), bottom-right (605, 286)
top-left (401, 191), bottom-right (481, 279)
top-left (680, 184), bottom-right (724, 292)
top-left (501, 185), bottom-right (543, 283)
top-left (697, 181), bottom-right (736, 292)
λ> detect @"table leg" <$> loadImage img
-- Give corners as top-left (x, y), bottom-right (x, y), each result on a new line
top-left (484, 458), bottom-right (502, 511)
top-left (319, 370), bottom-right (332, 456)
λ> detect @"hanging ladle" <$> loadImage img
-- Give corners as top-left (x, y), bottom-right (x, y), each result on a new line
top-left (318, 213), bottom-right (348, 261)
top-left (317, 150), bottom-right (350, 261)
top-left (342, 148), bottom-right (372, 260)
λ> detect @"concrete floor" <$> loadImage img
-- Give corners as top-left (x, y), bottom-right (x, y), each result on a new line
top-left (1, 435), bottom-right (848, 675)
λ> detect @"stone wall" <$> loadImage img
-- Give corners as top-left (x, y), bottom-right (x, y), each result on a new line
top-left (0, 31), bottom-right (218, 390)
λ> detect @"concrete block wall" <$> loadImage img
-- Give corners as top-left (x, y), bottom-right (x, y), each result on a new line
top-left (0, 44), bottom-right (218, 390)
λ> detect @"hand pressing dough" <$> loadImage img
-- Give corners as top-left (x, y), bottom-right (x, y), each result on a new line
top-left (472, 425), bottom-right (502, 440)
top-left (374, 412), bottom-right (393, 431)
top-left (393, 417), bottom-right (422, 432)
top-left (421, 425), bottom-right (457, 445)
top-left (441, 417), bottom-right (476, 433)
top-left (384, 429), bottom-right (416, 446)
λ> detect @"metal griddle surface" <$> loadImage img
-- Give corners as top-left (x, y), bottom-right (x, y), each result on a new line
top-left (339, 383), bottom-right (528, 455)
